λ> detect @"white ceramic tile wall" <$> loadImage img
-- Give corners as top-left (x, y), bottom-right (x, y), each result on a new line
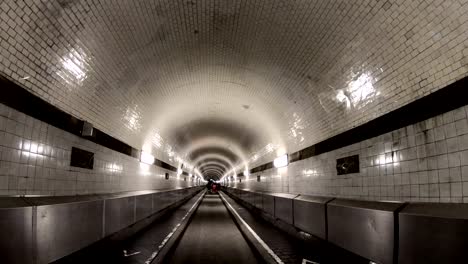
top-left (0, 103), bottom-right (196, 196)
top-left (229, 105), bottom-right (468, 203)
top-left (2, 0), bottom-right (468, 171)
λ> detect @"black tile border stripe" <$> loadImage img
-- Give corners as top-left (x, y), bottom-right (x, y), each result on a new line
top-left (0, 76), bottom-right (84, 137)
top-left (0, 75), bottom-right (181, 173)
top-left (249, 76), bottom-right (468, 175)
top-left (154, 159), bottom-right (177, 172)
top-left (3, 75), bottom-right (468, 178)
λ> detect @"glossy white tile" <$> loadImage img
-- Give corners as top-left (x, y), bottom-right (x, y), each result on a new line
top-left (229, 105), bottom-right (468, 202)
top-left (0, 104), bottom-right (196, 195)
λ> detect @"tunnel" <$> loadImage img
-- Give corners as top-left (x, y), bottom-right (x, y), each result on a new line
top-left (1, 0), bottom-right (468, 263)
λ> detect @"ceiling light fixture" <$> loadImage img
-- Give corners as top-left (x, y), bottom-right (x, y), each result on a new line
top-left (273, 154), bottom-right (289, 168)
top-left (140, 151), bottom-right (155, 165)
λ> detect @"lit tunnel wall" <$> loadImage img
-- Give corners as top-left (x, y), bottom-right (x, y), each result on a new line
top-left (1, 0), bottom-right (468, 201)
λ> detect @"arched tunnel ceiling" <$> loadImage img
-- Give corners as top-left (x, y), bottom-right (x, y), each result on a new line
top-left (199, 163), bottom-right (228, 174)
top-left (1, 0), bottom-right (468, 179)
top-left (195, 158), bottom-right (230, 170)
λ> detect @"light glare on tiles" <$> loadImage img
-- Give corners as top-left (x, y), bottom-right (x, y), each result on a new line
top-left (273, 154), bottom-right (288, 168)
top-left (140, 151), bottom-right (155, 165)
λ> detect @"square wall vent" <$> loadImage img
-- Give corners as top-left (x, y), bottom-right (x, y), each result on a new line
top-left (70, 147), bottom-right (94, 169)
top-left (336, 155), bottom-right (359, 175)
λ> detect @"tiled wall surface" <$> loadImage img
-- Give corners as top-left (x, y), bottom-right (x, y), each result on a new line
top-left (0, 103), bottom-right (196, 196)
top-left (230, 104), bottom-right (468, 203)
top-left (2, 0), bottom-right (468, 167)
top-left (2, 1), bottom-right (468, 200)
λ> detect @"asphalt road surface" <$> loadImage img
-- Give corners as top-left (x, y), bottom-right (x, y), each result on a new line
top-left (164, 193), bottom-right (261, 264)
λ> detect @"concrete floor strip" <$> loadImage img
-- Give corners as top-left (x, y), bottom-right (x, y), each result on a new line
top-left (219, 192), bottom-right (284, 264)
top-left (144, 192), bottom-right (205, 264)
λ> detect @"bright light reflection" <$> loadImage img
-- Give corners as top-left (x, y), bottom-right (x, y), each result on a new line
top-left (375, 154), bottom-right (386, 165)
top-left (336, 72), bottom-right (380, 109)
top-left (152, 133), bottom-right (163, 148)
top-left (249, 143), bottom-right (280, 163)
top-left (37, 145), bottom-right (44, 154)
top-left (288, 112), bottom-right (305, 143)
top-left (23, 141), bottom-right (31, 151)
top-left (302, 169), bottom-right (318, 176)
top-left (30, 143), bottom-right (38, 153)
top-left (140, 151), bottom-right (155, 165)
top-left (123, 105), bottom-right (142, 132)
top-left (273, 154), bottom-right (288, 168)
top-left (108, 163), bottom-right (122, 172)
top-left (139, 163), bottom-right (151, 176)
top-left (63, 51), bottom-right (86, 79)
top-left (57, 47), bottom-right (88, 85)
top-left (166, 145), bottom-right (175, 158)
top-left (20, 140), bottom-right (47, 159)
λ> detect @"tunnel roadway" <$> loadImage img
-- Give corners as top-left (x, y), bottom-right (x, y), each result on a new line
top-left (55, 191), bottom-right (263, 264)
top-left (162, 193), bottom-right (261, 263)
top-left (54, 189), bottom-right (371, 264)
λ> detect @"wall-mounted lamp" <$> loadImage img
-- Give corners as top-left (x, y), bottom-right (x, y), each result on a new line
top-left (140, 151), bottom-right (155, 165)
top-left (273, 154), bottom-right (288, 168)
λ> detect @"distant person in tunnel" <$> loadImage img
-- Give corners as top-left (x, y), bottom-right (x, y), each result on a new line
top-left (206, 179), bottom-right (214, 191)
top-left (206, 179), bottom-right (220, 193)
top-left (211, 182), bottom-right (221, 193)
